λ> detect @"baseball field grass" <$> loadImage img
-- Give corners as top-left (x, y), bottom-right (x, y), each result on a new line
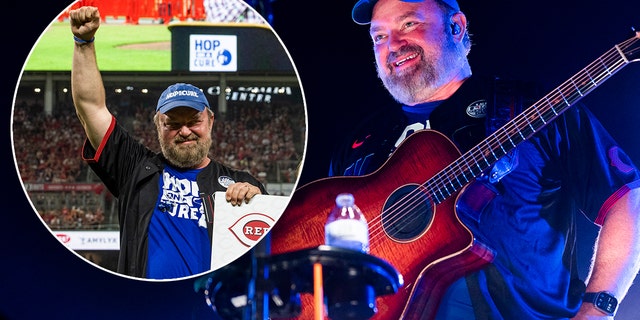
top-left (23, 21), bottom-right (172, 71)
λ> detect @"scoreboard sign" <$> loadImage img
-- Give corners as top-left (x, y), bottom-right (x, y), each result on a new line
top-left (169, 22), bottom-right (295, 73)
top-left (189, 34), bottom-right (238, 72)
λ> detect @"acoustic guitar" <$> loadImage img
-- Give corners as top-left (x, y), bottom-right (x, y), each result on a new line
top-left (270, 31), bottom-right (640, 320)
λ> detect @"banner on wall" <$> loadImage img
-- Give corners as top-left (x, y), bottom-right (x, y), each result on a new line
top-left (55, 231), bottom-right (120, 250)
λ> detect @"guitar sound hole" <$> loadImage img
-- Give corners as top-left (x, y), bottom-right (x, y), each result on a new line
top-left (382, 185), bottom-right (433, 242)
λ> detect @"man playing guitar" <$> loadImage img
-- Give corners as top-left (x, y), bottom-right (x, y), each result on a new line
top-left (272, 0), bottom-right (640, 319)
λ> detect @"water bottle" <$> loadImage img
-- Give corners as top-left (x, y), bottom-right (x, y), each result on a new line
top-left (324, 193), bottom-right (369, 253)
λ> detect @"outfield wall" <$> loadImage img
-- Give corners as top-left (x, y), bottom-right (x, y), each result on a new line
top-left (57, 0), bottom-right (207, 24)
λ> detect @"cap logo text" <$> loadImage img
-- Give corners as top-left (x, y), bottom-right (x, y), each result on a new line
top-left (166, 90), bottom-right (199, 99)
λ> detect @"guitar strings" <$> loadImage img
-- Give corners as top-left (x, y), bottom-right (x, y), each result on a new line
top-left (435, 34), bottom-right (639, 198)
top-left (367, 35), bottom-right (639, 244)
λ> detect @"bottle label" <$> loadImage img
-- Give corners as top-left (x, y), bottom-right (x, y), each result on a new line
top-left (325, 219), bottom-right (369, 251)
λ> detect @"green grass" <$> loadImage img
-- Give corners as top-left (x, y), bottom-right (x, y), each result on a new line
top-left (24, 22), bottom-right (172, 71)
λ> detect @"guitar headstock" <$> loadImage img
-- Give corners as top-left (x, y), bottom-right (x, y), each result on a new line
top-left (623, 27), bottom-right (640, 62)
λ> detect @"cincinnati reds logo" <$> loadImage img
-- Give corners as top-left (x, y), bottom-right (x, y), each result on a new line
top-left (228, 213), bottom-right (275, 247)
top-left (56, 233), bottom-right (71, 243)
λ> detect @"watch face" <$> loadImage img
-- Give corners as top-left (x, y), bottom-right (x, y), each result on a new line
top-left (595, 292), bottom-right (618, 315)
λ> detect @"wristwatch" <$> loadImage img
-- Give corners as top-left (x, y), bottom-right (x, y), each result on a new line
top-left (582, 291), bottom-right (618, 316)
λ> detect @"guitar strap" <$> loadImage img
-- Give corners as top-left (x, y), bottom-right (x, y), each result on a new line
top-left (466, 271), bottom-right (495, 319)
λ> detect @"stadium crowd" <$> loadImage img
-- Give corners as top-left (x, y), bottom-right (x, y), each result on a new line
top-left (13, 94), bottom-right (306, 231)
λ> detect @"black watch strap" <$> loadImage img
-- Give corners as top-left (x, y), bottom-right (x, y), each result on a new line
top-left (583, 291), bottom-right (618, 316)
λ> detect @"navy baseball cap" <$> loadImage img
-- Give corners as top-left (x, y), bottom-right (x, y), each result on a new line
top-left (156, 83), bottom-right (210, 113)
top-left (352, 0), bottom-right (460, 25)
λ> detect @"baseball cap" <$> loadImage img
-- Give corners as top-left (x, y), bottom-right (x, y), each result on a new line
top-left (156, 83), bottom-right (210, 113)
top-left (352, 0), bottom-right (460, 25)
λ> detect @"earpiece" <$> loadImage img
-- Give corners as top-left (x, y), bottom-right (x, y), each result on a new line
top-left (451, 23), bottom-right (461, 35)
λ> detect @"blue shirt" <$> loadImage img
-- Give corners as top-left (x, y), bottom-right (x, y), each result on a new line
top-left (147, 166), bottom-right (211, 279)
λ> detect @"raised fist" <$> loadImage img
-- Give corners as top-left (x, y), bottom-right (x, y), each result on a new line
top-left (69, 6), bottom-right (101, 42)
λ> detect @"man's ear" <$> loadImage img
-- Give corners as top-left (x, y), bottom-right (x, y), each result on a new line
top-left (450, 12), bottom-right (467, 41)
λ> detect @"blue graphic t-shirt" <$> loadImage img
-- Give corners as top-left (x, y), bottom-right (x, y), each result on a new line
top-left (147, 166), bottom-right (211, 279)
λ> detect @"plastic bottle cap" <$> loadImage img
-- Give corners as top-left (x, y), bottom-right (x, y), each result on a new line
top-left (335, 193), bottom-right (355, 206)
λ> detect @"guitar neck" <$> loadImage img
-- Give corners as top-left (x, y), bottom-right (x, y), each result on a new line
top-left (427, 34), bottom-right (640, 204)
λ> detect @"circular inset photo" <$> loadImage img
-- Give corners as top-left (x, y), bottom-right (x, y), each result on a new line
top-left (11, 0), bottom-right (306, 282)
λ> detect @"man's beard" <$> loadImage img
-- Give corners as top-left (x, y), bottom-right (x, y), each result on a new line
top-left (377, 35), bottom-right (463, 105)
top-left (159, 132), bottom-right (212, 169)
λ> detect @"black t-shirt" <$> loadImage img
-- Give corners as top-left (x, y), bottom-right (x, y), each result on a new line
top-left (328, 75), bottom-right (495, 177)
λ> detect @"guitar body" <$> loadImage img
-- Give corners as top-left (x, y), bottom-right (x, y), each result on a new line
top-left (270, 130), bottom-right (495, 320)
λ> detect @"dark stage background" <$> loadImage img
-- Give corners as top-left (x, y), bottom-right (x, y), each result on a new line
top-left (2, 0), bottom-right (640, 319)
